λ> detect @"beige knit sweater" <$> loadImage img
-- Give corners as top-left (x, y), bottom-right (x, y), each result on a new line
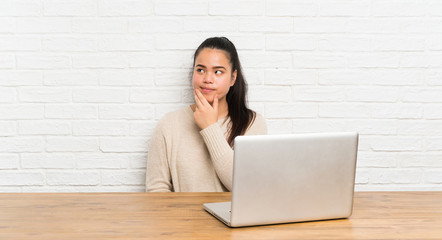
top-left (145, 106), bottom-right (267, 192)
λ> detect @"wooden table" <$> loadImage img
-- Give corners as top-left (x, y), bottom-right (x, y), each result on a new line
top-left (0, 192), bottom-right (441, 239)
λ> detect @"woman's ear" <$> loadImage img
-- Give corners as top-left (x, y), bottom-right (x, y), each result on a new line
top-left (230, 69), bottom-right (237, 87)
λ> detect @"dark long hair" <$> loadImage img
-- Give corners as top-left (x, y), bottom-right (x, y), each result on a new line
top-left (193, 37), bottom-right (256, 147)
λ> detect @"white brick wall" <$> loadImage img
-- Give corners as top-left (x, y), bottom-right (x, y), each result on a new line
top-left (1, 0), bottom-right (441, 192)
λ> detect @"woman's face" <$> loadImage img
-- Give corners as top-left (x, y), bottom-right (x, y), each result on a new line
top-left (192, 48), bottom-right (237, 104)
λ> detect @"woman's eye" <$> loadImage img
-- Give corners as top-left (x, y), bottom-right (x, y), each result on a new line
top-left (215, 70), bottom-right (222, 74)
top-left (196, 68), bottom-right (204, 73)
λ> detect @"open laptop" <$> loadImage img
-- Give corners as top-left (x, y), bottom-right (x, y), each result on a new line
top-left (203, 132), bottom-right (359, 227)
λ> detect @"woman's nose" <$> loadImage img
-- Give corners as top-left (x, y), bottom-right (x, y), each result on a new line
top-left (203, 72), bottom-right (214, 84)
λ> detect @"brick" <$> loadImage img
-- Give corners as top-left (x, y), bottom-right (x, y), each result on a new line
top-left (266, 35), bottom-right (316, 51)
top-left (155, 34), bottom-right (209, 50)
top-left (0, 172), bottom-right (44, 186)
top-left (371, 103), bottom-right (422, 119)
top-left (184, 18), bottom-right (238, 32)
top-left (209, 0), bottom-right (263, 16)
top-left (356, 152), bottom-right (397, 168)
top-left (128, 18), bottom-right (182, 33)
top-left (342, 119), bottom-right (397, 135)
top-left (99, 0), bottom-right (153, 16)
top-left (265, 103), bottom-right (317, 118)
top-left (372, 0), bottom-right (426, 17)
top-left (100, 70), bottom-right (154, 86)
top-left (241, 52), bottom-right (292, 68)
top-left (347, 53), bottom-right (399, 68)
top-left (72, 18), bottom-right (127, 33)
top-left (242, 68), bottom-right (265, 85)
top-left (346, 19), bottom-right (401, 34)
top-left (130, 88), bottom-right (182, 103)
top-left (100, 137), bottom-right (148, 152)
top-left (428, 0), bottom-right (442, 16)
top-left (402, 88), bottom-right (442, 103)
top-left (0, 71), bottom-right (43, 86)
top-left (76, 153), bottom-right (131, 169)
top-left (21, 153), bottom-right (75, 169)
top-left (425, 137), bottom-right (442, 151)
top-left (0, 154), bottom-right (19, 169)
top-left (318, 70), bottom-right (372, 85)
top-left (398, 153), bottom-right (442, 167)
top-left (427, 70), bottom-right (442, 86)
top-left (46, 137), bottom-right (98, 152)
top-left (266, 0), bottom-right (317, 16)
top-left (368, 136), bottom-right (423, 151)
top-left (0, 137), bottom-right (44, 153)
top-left (292, 54), bottom-right (346, 69)
top-left (293, 86), bottom-right (346, 102)
top-left (369, 169), bottom-right (421, 184)
top-left (398, 120), bottom-right (442, 135)
top-left (18, 87), bottom-right (71, 103)
top-left (129, 52), bottom-right (193, 68)
top-left (293, 18), bottom-right (347, 33)
top-left (0, 36), bottom-right (41, 51)
top-left (0, 19), bottom-right (15, 33)
top-left (400, 53), bottom-right (430, 68)
top-left (240, 17), bottom-right (292, 32)
top-left (373, 37), bottom-right (425, 51)
top-left (99, 104), bottom-right (154, 120)
top-left (73, 53), bottom-right (128, 69)
top-left (319, 37), bottom-right (371, 52)
top-left (73, 88), bottom-right (128, 103)
top-left (228, 35), bottom-right (265, 50)
top-left (423, 170), bottom-right (442, 184)
top-left (44, 0), bottom-right (97, 16)
top-left (129, 153), bottom-right (148, 169)
top-left (0, 87), bottom-right (16, 103)
top-left (0, 104), bottom-right (44, 120)
top-left (319, 103), bottom-right (370, 118)
top-left (248, 86), bottom-right (291, 102)
top-left (423, 104), bottom-right (442, 119)
top-left (154, 69), bottom-right (192, 86)
top-left (292, 119), bottom-right (345, 133)
top-left (17, 18), bottom-right (70, 33)
top-left (346, 87), bottom-right (398, 102)
top-left (264, 69), bottom-right (317, 85)
top-left (46, 171), bottom-right (100, 185)
top-left (0, 121), bottom-right (16, 136)
top-left (44, 71), bottom-right (99, 86)
top-left (0, 0), bottom-right (42, 16)
top-left (319, 0), bottom-right (370, 17)
top-left (371, 69), bottom-right (424, 86)
top-left (155, 0), bottom-right (208, 16)
top-left (101, 170), bottom-right (145, 185)
top-left (19, 120), bottom-right (71, 135)
top-left (17, 54), bottom-right (71, 69)
top-left (355, 169), bottom-right (369, 184)
top-left (264, 119), bottom-right (292, 134)
top-left (73, 120), bottom-right (128, 136)
top-left (42, 37), bottom-right (97, 52)
top-left (45, 104), bottom-right (97, 119)
top-left (130, 121), bottom-right (158, 136)
top-left (99, 36), bottom-right (154, 51)
top-left (0, 54), bottom-right (16, 69)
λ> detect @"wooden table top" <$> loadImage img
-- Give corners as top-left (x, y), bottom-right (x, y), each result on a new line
top-left (0, 191), bottom-right (441, 240)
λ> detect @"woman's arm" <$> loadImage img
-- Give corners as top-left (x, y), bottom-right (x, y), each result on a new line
top-left (200, 114), bottom-right (267, 191)
top-left (145, 122), bottom-right (173, 192)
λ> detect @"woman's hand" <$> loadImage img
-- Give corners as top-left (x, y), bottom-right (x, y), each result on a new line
top-left (194, 89), bottom-right (218, 130)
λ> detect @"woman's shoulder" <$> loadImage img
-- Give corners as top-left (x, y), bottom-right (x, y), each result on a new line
top-left (155, 106), bottom-right (193, 130)
top-left (247, 111), bottom-right (267, 135)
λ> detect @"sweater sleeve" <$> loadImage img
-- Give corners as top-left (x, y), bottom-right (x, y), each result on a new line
top-left (200, 113), bottom-right (267, 191)
top-left (145, 119), bottom-right (173, 192)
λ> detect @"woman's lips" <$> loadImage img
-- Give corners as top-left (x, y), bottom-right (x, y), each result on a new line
top-left (201, 87), bottom-right (215, 93)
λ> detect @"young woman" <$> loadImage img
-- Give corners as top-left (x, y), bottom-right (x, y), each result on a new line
top-left (146, 37), bottom-right (267, 192)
